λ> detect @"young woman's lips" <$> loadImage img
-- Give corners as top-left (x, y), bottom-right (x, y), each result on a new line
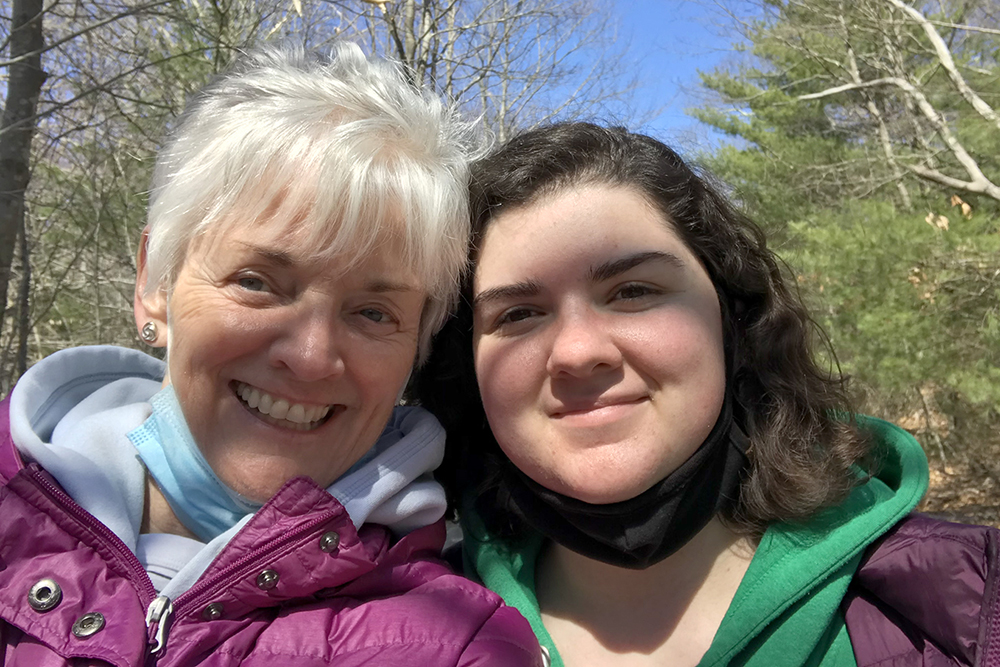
top-left (232, 381), bottom-right (341, 431)
top-left (551, 397), bottom-right (648, 424)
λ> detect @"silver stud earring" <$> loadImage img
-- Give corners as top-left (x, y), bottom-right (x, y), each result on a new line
top-left (140, 321), bottom-right (158, 343)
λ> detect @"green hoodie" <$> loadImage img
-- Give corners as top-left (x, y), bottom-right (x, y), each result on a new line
top-left (463, 417), bottom-right (929, 667)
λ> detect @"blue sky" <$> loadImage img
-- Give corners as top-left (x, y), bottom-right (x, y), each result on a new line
top-left (615, 0), bottom-right (758, 151)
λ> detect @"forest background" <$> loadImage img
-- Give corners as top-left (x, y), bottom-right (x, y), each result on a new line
top-left (1, 0), bottom-right (998, 523)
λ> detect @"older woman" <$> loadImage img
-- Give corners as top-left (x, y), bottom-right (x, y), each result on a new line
top-left (416, 123), bottom-right (999, 667)
top-left (0, 45), bottom-right (541, 666)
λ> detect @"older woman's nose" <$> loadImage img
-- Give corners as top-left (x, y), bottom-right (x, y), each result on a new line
top-left (545, 308), bottom-right (623, 378)
top-left (272, 314), bottom-right (347, 381)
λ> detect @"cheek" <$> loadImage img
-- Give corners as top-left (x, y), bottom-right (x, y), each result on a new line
top-left (628, 298), bottom-right (725, 368)
top-left (474, 338), bottom-right (540, 425)
top-left (350, 339), bottom-right (420, 405)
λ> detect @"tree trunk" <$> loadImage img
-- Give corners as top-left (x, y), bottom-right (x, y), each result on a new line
top-left (0, 0), bottom-right (46, 344)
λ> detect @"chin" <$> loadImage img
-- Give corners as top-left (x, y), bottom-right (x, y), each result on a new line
top-left (222, 470), bottom-right (300, 504)
top-left (538, 470), bottom-right (656, 505)
top-left (566, 485), bottom-right (649, 505)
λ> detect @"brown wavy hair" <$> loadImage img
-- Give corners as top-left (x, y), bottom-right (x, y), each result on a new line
top-left (412, 122), bottom-right (871, 541)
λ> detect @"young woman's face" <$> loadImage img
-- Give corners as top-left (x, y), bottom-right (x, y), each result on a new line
top-left (472, 185), bottom-right (727, 504)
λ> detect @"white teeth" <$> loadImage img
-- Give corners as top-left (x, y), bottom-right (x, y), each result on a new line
top-left (270, 399), bottom-right (289, 420)
top-left (234, 382), bottom-right (333, 428)
top-left (287, 404), bottom-right (306, 423)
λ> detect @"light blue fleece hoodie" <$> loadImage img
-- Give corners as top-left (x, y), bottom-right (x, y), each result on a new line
top-left (8, 345), bottom-right (449, 598)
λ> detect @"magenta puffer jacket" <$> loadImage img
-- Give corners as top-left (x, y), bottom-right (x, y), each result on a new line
top-left (0, 401), bottom-right (542, 666)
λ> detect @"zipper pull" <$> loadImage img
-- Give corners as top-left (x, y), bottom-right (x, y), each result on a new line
top-left (145, 595), bottom-right (174, 656)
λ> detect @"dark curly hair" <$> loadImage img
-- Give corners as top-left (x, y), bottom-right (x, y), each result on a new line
top-left (412, 122), bottom-right (871, 542)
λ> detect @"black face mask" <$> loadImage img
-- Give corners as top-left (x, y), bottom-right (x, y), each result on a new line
top-left (503, 397), bottom-right (749, 569)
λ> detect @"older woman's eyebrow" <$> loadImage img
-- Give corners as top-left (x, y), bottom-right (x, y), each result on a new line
top-left (237, 243), bottom-right (296, 267)
top-left (473, 280), bottom-right (542, 309)
top-left (364, 279), bottom-right (421, 293)
top-left (588, 251), bottom-right (685, 283)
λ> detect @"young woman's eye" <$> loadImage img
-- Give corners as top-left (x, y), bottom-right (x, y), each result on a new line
top-left (237, 275), bottom-right (269, 292)
top-left (498, 307), bottom-right (536, 325)
top-left (614, 283), bottom-right (658, 300)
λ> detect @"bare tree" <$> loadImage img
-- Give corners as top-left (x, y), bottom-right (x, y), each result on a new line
top-left (0, 0), bottom-right (318, 392)
top-left (0, 0), bottom-right (45, 358)
top-left (1, 0), bottom-right (640, 392)
top-left (337, 0), bottom-right (637, 141)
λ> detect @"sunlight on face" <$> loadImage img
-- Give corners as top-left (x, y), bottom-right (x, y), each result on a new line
top-left (472, 185), bottom-right (726, 504)
top-left (159, 215), bottom-right (426, 502)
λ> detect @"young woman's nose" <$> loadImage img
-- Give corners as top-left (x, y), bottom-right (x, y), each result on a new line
top-left (271, 311), bottom-right (346, 381)
top-left (545, 308), bottom-right (623, 377)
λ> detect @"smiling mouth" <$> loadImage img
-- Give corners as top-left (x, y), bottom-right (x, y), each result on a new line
top-left (232, 381), bottom-right (338, 431)
top-left (551, 397), bottom-right (648, 419)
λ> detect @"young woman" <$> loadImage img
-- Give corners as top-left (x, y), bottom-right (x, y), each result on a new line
top-left (415, 122), bottom-right (998, 667)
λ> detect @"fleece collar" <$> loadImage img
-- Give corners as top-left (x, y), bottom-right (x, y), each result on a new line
top-left (8, 345), bottom-right (448, 596)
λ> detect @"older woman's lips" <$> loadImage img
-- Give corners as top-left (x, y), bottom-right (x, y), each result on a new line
top-left (234, 381), bottom-right (334, 431)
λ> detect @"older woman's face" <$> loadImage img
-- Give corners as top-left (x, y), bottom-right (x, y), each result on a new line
top-left (472, 185), bottom-right (726, 504)
top-left (140, 216), bottom-right (425, 502)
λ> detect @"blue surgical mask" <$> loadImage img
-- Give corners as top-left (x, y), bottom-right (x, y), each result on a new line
top-left (128, 386), bottom-right (262, 542)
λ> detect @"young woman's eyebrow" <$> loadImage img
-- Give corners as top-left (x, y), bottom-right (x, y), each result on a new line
top-left (473, 280), bottom-right (543, 310)
top-left (588, 251), bottom-right (685, 283)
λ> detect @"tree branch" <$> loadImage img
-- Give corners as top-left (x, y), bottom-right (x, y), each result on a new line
top-left (885, 0), bottom-right (1000, 134)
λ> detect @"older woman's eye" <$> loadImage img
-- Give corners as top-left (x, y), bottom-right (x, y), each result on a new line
top-left (238, 276), bottom-right (268, 292)
top-left (360, 308), bottom-right (390, 323)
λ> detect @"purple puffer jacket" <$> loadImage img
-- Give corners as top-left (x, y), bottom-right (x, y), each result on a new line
top-left (845, 513), bottom-right (1000, 667)
top-left (0, 400), bottom-right (543, 666)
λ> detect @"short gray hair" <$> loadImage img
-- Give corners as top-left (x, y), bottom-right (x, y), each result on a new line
top-left (144, 43), bottom-right (480, 360)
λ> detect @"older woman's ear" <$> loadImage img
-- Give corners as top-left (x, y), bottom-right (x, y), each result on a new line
top-left (134, 227), bottom-right (168, 348)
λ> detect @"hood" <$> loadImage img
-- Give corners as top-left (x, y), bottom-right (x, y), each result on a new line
top-left (6, 345), bottom-right (448, 595)
top-left (464, 415), bottom-right (929, 667)
top-left (9, 345), bottom-right (164, 550)
top-left (699, 415), bottom-right (929, 666)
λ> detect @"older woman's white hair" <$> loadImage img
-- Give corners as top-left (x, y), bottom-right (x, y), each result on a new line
top-left (143, 42), bottom-right (479, 359)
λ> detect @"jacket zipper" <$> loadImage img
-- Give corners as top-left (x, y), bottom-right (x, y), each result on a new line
top-left (29, 467), bottom-right (159, 603)
top-left (29, 465), bottom-right (339, 656)
top-left (139, 513), bottom-right (335, 661)
top-left (145, 595), bottom-right (173, 656)
top-left (170, 510), bottom-right (337, 613)
top-left (29, 467), bottom-right (171, 661)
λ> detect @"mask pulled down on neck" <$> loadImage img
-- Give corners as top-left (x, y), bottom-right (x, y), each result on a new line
top-left (502, 396), bottom-right (749, 569)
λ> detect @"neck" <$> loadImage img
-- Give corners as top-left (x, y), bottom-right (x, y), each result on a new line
top-left (142, 474), bottom-right (200, 540)
top-left (536, 517), bottom-right (754, 665)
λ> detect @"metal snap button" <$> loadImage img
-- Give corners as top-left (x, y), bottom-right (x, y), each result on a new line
top-left (27, 578), bottom-right (62, 612)
top-left (256, 569), bottom-right (279, 590)
top-left (202, 602), bottom-right (224, 621)
top-left (319, 531), bottom-right (340, 553)
top-left (72, 612), bottom-right (105, 638)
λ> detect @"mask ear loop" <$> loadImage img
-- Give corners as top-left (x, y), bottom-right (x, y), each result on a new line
top-left (718, 288), bottom-right (748, 430)
top-left (396, 369), bottom-right (413, 405)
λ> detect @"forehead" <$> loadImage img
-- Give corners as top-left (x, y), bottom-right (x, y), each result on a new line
top-left (193, 206), bottom-right (422, 286)
top-left (475, 185), bottom-right (694, 286)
